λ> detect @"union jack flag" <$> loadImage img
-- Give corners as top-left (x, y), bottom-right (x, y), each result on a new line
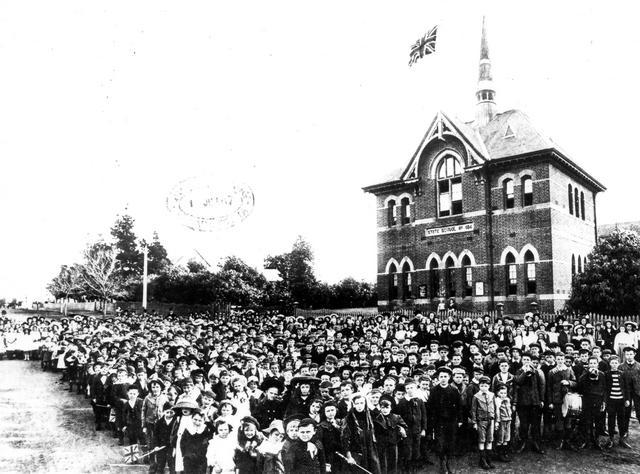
top-left (123, 444), bottom-right (140, 464)
top-left (409, 25), bottom-right (438, 67)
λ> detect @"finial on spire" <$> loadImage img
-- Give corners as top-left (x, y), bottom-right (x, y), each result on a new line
top-left (475, 16), bottom-right (496, 128)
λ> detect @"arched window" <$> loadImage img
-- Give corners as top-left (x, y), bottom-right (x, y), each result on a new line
top-left (461, 255), bottom-right (473, 297)
top-left (580, 191), bottom-right (585, 220)
top-left (402, 262), bottom-right (412, 300)
top-left (388, 263), bottom-right (398, 300)
top-left (522, 176), bottom-right (533, 206)
top-left (505, 252), bottom-right (517, 296)
top-left (568, 184), bottom-right (573, 215)
top-left (429, 259), bottom-right (440, 297)
top-left (578, 256), bottom-right (582, 274)
top-left (571, 254), bottom-right (576, 276)
top-left (437, 156), bottom-right (463, 217)
top-left (503, 179), bottom-right (515, 209)
top-left (400, 197), bottom-right (411, 225)
top-left (574, 188), bottom-right (580, 219)
top-left (445, 257), bottom-right (456, 298)
top-left (387, 200), bottom-right (396, 227)
top-left (524, 250), bottom-right (537, 294)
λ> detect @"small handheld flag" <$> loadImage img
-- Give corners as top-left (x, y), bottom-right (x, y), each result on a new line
top-left (409, 25), bottom-right (438, 67)
top-left (123, 444), bottom-right (140, 464)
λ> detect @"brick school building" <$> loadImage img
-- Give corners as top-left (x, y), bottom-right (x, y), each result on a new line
top-left (363, 21), bottom-right (605, 314)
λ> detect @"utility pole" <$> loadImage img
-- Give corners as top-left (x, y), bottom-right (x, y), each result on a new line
top-left (142, 244), bottom-right (148, 310)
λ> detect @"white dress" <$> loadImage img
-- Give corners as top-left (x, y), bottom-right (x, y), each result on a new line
top-left (206, 435), bottom-right (237, 473)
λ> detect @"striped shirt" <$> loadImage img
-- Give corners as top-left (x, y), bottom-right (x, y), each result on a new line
top-left (609, 371), bottom-right (623, 400)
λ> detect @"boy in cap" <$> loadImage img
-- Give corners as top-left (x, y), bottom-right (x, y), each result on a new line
top-left (546, 352), bottom-right (577, 450)
top-left (396, 379), bottom-right (427, 473)
top-left (426, 366), bottom-right (461, 474)
top-left (577, 356), bottom-right (606, 450)
top-left (604, 355), bottom-right (629, 448)
top-left (620, 346), bottom-right (640, 447)
top-left (375, 398), bottom-right (407, 474)
top-left (471, 376), bottom-right (496, 469)
top-left (122, 385), bottom-right (144, 450)
top-left (152, 402), bottom-right (176, 474)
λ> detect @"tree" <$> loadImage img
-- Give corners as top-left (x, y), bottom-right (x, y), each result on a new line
top-left (265, 236), bottom-right (317, 307)
top-left (111, 214), bottom-right (142, 279)
top-left (80, 241), bottom-right (125, 315)
top-left (145, 231), bottom-right (171, 275)
top-left (47, 264), bottom-right (84, 315)
top-left (568, 230), bottom-right (640, 315)
top-left (215, 256), bottom-right (268, 307)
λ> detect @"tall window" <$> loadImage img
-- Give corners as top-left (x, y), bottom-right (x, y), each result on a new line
top-left (387, 200), bottom-right (396, 227)
top-left (400, 197), bottom-right (411, 225)
top-left (402, 262), bottom-right (412, 300)
top-left (461, 255), bottom-right (473, 297)
top-left (429, 259), bottom-right (440, 297)
top-left (580, 191), bottom-right (585, 220)
top-left (574, 188), bottom-right (580, 219)
top-left (522, 176), bottom-right (533, 206)
top-left (524, 250), bottom-right (537, 294)
top-left (437, 156), bottom-right (463, 217)
top-left (505, 252), bottom-right (517, 296)
top-left (503, 179), bottom-right (515, 209)
top-left (568, 184), bottom-right (573, 215)
top-left (571, 254), bottom-right (576, 276)
top-left (388, 263), bottom-right (398, 300)
top-left (578, 256), bottom-right (582, 274)
top-left (445, 257), bottom-right (456, 298)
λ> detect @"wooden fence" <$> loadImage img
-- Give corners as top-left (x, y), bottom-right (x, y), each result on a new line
top-left (295, 307), bottom-right (640, 326)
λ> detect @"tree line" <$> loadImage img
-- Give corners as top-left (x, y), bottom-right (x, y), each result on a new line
top-left (47, 215), bottom-right (377, 313)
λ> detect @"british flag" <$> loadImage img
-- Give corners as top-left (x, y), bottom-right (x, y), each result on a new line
top-left (409, 25), bottom-right (438, 67)
top-left (123, 444), bottom-right (140, 464)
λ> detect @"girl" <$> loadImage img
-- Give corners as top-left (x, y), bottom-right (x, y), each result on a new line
top-left (170, 400), bottom-right (198, 474)
top-left (180, 409), bottom-right (212, 474)
top-left (341, 394), bottom-right (381, 474)
top-left (229, 375), bottom-right (252, 418)
top-left (233, 416), bottom-right (264, 474)
top-left (214, 400), bottom-right (239, 431)
top-left (258, 420), bottom-right (286, 474)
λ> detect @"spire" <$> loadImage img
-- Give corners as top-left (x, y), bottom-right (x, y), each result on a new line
top-left (475, 16), bottom-right (496, 128)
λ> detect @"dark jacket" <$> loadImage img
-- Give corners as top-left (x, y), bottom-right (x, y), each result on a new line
top-left (546, 366), bottom-right (576, 405)
top-left (317, 420), bottom-right (341, 467)
top-left (153, 416), bottom-right (175, 448)
top-left (395, 397), bottom-right (427, 434)
top-left (578, 370), bottom-right (606, 401)
top-left (283, 439), bottom-right (325, 474)
top-left (621, 361), bottom-right (640, 397)
top-left (253, 397), bottom-right (285, 429)
top-left (374, 412), bottom-right (408, 446)
top-left (123, 398), bottom-right (144, 431)
top-left (514, 367), bottom-right (545, 406)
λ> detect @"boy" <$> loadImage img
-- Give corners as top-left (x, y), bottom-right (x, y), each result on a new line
top-left (396, 379), bottom-right (427, 473)
top-left (152, 402), bottom-right (176, 474)
top-left (375, 399), bottom-right (408, 474)
top-left (577, 356), bottom-right (606, 449)
top-left (471, 376), bottom-right (495, 470)
top-left (546, 352), bottom-right (576, 449)
top-left (284, 418), bottom-right (326, 474)
top-left (426, 366), bottom-right (461, 474)
top-left (494, 384), bottom-right (512, 462)
top-left (605, 355), bottom-right (629, 448)
top-left (122, 385), bottom-right (144, 449)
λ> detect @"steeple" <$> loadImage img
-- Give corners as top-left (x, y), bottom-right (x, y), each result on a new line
top-left (475, 16), bottom-right (496, 127)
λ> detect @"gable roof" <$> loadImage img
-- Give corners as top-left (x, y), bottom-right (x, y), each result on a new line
top-left (364, 108), bottom-right (605, 194)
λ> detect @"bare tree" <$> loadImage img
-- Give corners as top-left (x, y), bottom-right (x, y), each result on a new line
top-left (47, 264), bottom-right (84, 316)
top-left (80, 241), bottom-right (124, 315)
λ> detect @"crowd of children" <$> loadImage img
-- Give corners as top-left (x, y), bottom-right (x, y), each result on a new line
top-left (2, 308), bottom-right (640, 473)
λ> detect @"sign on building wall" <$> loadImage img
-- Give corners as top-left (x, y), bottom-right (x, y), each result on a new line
top-left (475, 282), bottom-right (484, 296)
top-left (425, 222), bottom-right (474, 237)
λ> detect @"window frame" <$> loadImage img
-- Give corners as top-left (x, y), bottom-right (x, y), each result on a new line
top-left (461, 255), bottom-right (473, 297)
top-left (524, 250), bottom-right (537, 294)
top-left (522, 176), bottom-right (533, 207)
top-left (505, 253), bottom-right (518, 296)
top-left (436, 156), bottom-right (463, 217)
top-left (400, 197), bottom-right (411, 225)
top-left (568, 184), bottom-right (573, 215)
top-left (387, 200), bottom-right (397, 227)
top-left (503, 178), bottom-right (515, 209)
top-left (574, 188), bottom-right (580, 219)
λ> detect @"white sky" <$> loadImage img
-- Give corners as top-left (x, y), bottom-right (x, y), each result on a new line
top-left (1, 1), bottom-right (639, 300)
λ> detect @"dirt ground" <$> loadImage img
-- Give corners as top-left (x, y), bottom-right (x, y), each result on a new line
top-left (0, 360), bottom-right (639, 473)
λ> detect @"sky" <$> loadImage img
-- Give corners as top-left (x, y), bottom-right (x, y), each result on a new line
top-left (1, 1), bottom-right (639, 301)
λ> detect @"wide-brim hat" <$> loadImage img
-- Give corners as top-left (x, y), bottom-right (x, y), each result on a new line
top-left (148, 376), bottom-right (165, 390)
top-left (291, 375), bottom-right (321, 386)
top-left (435, 366), bottom-right (453, 377)
top-left (173, 400), bottom-right (199, 411)
top-left (262, 419), bottom-right (284, 435)
top-left (240, 415), bottom-right (261, 430)
top-left (624, 321), bottom-right (637, 329)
